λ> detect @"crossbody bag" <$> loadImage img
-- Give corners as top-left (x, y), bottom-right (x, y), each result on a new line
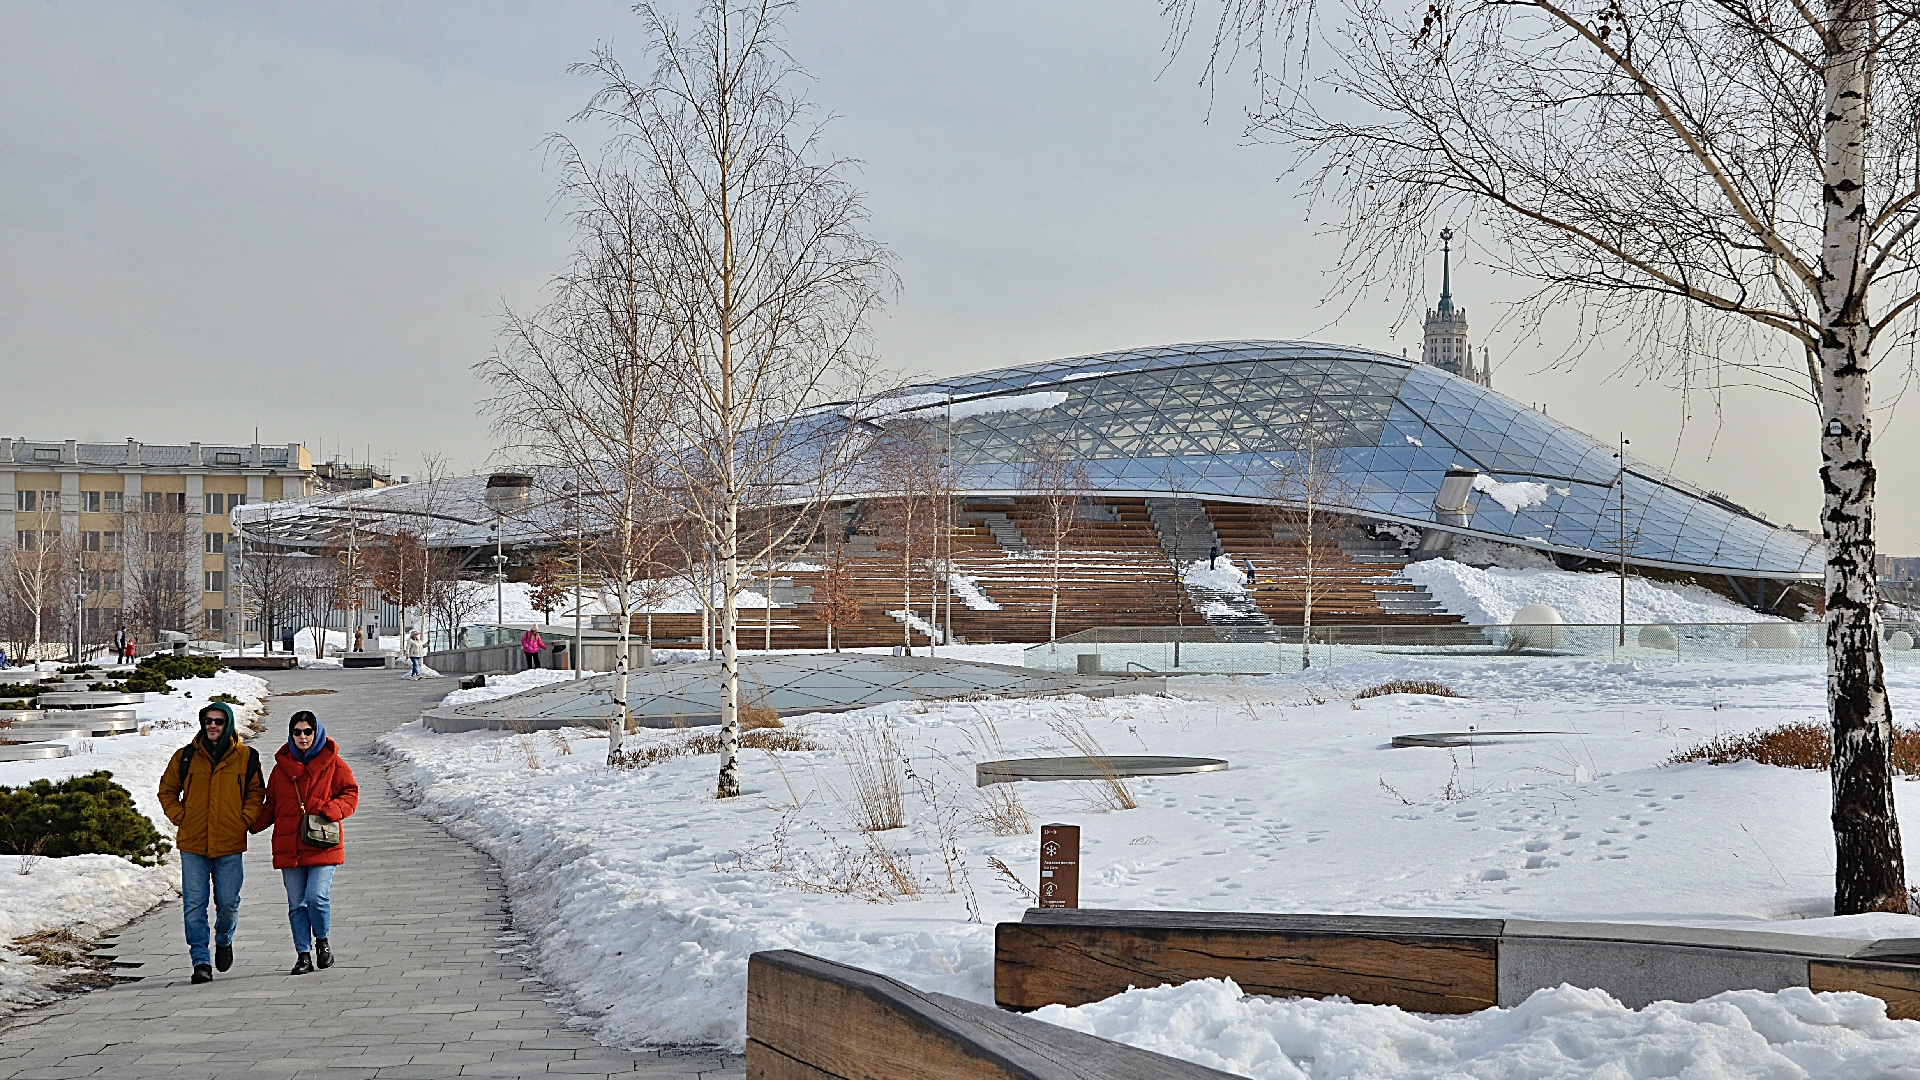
top-left (296, 775), bottom-right (341, 848)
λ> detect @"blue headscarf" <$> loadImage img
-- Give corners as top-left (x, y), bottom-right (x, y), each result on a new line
top-left (287, 711), bottom-right (328, 764)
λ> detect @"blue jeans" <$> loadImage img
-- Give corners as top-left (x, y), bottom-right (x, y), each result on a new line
top-left (281, 865), bottom-right (336, 953)
top-left (180, 852), bottom-right (244, 967)
top-left (409, 656), bottom-right (420, 675)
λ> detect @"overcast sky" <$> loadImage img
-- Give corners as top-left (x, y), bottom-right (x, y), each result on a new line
top-left (3, 0), bottom-right (1915, 551)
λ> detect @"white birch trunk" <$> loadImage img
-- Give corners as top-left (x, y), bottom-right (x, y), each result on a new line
top-left (717, 496), bottom-right (742, 798)
top-left (1819, 0), bottom-right (1906, 914)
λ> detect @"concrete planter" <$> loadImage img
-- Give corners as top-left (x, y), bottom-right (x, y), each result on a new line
top-left (0, 743), bottom-right (71, 761)
top-left (36, 692), bottom-right (145, 708)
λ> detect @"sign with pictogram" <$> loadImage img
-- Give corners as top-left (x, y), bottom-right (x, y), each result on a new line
top-left (1038, 823), bottom-right (1080, 909)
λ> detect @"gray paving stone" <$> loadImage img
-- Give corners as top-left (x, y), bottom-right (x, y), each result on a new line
top-left (0, 669), bottom-right (743, 1079)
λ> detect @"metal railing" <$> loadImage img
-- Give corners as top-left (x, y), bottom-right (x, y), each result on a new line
top-left (1024, 621), bottom-right (1920, 675)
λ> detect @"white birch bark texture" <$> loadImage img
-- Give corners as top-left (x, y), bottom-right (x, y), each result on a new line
top-left (565, 0), bottom-right (894, 797)
top-left (1167, 0), bottom-right (1919, 912)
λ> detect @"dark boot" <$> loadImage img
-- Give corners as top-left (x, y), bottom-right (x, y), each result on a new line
top-left (289, 953), bottom-right (314, 976)
top-left (191, 964), bottom-right (213, 984)
top-left (214, 943), bottom-right (233, 972)
top-left (314, 939), bottom-right (332, 969)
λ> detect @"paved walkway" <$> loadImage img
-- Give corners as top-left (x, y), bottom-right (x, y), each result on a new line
top-left (0, 666), bottom-right (743, 1079)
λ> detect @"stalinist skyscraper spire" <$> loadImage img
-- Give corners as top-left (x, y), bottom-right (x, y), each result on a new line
top-left (1421, 229), bottom-right (1492, 388)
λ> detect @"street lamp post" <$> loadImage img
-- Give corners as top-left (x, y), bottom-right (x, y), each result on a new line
top-left (73, 553), bottom-right (84, 663)
top-left (490, 520), bottom-right (507, 628)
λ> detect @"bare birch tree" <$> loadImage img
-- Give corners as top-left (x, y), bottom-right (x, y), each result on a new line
top-left (482, 179), bottom-right (677, 764)
top-left (1022, 434), bottom-right (1091, 644)
top-left (567, 0), bottom-right (895, 797)
top-left (7, 503), bottom-right (69, 661)
top-left (123, 493), bottom-right (193, 642)
top-left (871, 419), bottom-right (946, 651)
top-left (1167, 0), bottom-right (1920, 912)
top-left (1265, 407), bottom-right (1360, 668)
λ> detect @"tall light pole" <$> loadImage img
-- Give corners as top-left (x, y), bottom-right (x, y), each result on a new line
top-left (1615, 434), bottom-right (1631, 647)
top-left (490, 520), bottom-right (506, 627)
top-left (73, 552), bottom-right (84, 663)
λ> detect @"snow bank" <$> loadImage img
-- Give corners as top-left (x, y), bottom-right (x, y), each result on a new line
top-left (374, 654), bottom-right (1920, 1052)
top-left (1183, 559), bottom-right (1249, 595)
top-left (1402, 559), bottom-right (1775, 625)
top-left (0, 669), bottom-right (269, 1016)
top-left (1031, 976), bottom-right (1920, 1079)
top-left (438, 667), bottom-right (605, 709)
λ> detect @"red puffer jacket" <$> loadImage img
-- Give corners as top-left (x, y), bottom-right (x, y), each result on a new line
top-left (250, 739), bottom-right (359, 868)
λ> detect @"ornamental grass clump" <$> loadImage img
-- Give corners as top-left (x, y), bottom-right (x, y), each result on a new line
top-left (0, 771), bottom-right (170, 865)
top-left (1353, 680), bottom-right (1463, 700)
top-left (1667, 721), bottom-right (1920, 776)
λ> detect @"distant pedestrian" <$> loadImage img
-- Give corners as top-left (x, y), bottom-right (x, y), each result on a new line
top-left (114, 628), bottom-right (127, 658)
top-left (403, 630), bottom-right (427, 677)
top-left (123, 635), bottom-right (137, 663)
top-left (159, 702), bottom-right (265, 984)
top-left (1244, 558), bottom-right (1257, 588)
top-left (0, 646), bottom-right (9, 668)
top-left (252, 710), bottom-right (358, 976)
top-left (1208, 545), bottom-right (1219, 569)
top-left (521, 628), bottom-right (546, 669)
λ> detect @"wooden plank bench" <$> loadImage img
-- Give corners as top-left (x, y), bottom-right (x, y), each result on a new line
top-left (747, 949), bottom-right (1236, 1079)
top-left (995, 909), bottom-right (1920, 1019)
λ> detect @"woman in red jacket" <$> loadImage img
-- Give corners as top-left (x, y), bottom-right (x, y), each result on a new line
top-left (250, 710), bottom-right (359, 975)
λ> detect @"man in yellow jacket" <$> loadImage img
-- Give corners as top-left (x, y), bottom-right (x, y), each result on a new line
top-left (158, 701), bottom-right (265, 984)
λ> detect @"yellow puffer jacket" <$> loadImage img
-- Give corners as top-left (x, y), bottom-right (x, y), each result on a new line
top-left (158, 733), bottom-right (266, 859)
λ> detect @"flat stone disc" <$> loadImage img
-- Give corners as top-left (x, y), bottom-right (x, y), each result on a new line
top-left (976, 755), bottom-right (1227, 786)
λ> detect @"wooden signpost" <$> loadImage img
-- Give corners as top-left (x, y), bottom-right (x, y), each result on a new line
top-left (1038, 824), bottom-right (1079, 908)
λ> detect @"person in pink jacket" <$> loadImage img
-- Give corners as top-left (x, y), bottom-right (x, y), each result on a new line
top-left (521, 628), bottom-right (546, 669)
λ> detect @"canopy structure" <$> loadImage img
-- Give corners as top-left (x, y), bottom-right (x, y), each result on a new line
top-left (234, 340), bottom-right (1820, 582)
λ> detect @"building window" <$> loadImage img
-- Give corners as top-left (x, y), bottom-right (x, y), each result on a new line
top-left (214, 452), bottom-right (242, 465)
top-left (83, 570), bottom-right (100, 593)
top-left (103, 491), bottom-right (122, 513)
top-left (207, 608), bottom-right (225, 631)
top-left (84, 608), bottom-right (110, 632)
top-left (14, 491), bottom-right (33, 512)
top-left (103, 570), bottom-right (120, 593)
top-left (204, 532), bottom-right (225, 554)
top-left (80, 491), bottom-right (101, 513)
top-left (14, 531), bottom-right (35, 551)
top-left (145, 532), bottom-right (185, 554)
top-left (82, 531), bottom-right (101, 552)
top-left (101, 531), bottom-right (120, 553)
top-left (143, 491), bottom-right (187, 513)
top-left (205, 571), bottom-right (226, 593)
top-left (32, 448), bottom-right (57, 462)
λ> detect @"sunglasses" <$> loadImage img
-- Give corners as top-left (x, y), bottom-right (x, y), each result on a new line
top-left (292, 728), bottom-right (316, 737)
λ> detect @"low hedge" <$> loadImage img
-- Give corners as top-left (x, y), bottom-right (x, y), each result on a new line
top-left (0, 771), bottom-right (170, 865)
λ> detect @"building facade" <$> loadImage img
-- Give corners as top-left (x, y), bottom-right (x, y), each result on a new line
top-left (1422, 228), bottom-right (1493, 389)
top-left (0, 438), bottom-right (315, 643)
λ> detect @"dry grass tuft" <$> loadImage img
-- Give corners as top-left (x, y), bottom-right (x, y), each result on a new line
top-left (611, 727), bottom-right (820, 769)
top-left (965, 710), bottom-right (1032, 836)
top-left (729, 812), bottom-right (921, 903)
top-left (739, 703), bottom-right (784, 730)
top-left (841, 721), bottom-right (907, 832)
top-left (1353, 680), bottom-right (1463, 700)
top-left (1050, 716), bottom-right (1137, 812)
top-left (1667, 720), bottom-right (1920, 775)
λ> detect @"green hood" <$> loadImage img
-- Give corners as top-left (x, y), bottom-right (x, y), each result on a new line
top-left (196, 701), bottom-right (238, 762)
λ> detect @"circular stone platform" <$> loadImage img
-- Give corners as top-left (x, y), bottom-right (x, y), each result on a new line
top-left (35, 692), bottom-right (144, 708)
top-left (975, 755), bottom-right (1227, 786)
top-left (0, 743), bottom-right (72, 761)
top-left (5, 725), bottom-right (93, 742)
top-left (1392, 730), bottom-right (1565, 748)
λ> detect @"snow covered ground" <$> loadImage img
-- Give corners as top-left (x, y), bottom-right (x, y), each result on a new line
top-left (0, 669), bottom-right (270, 1015)
top-left (1032, 977), bottom-right (1920, 1079)
top-left (377, 651), bottom-right (1920, 1068)
top-left (1401, 558), bottom-right (1781, 625)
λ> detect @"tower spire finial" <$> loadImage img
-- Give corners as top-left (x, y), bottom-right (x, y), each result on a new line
top-left (1438, 228), bottom-right (1455, 315)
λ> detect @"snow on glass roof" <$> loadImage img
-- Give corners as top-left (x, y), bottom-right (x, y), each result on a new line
top-left (862, 341), bottom-right (1819, 579)
top-left (235, 341), bottom-right (1818, 579)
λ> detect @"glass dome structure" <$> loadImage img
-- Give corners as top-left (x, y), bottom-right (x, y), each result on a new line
top-left (864, 341), bottom-right (1819, 579)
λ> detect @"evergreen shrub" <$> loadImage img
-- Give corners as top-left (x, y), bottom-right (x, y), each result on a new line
top-left (0, 772), bottom-right (170, 865)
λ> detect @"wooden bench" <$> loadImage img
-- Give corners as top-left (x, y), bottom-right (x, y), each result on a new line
top-left (995, 908), bottom-right (1920, 1019)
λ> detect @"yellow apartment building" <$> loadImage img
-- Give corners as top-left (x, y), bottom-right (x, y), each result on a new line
top-left (1, 438), bottom-right (315, 644)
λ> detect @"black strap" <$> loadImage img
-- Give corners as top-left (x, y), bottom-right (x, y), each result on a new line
top-left (243, 746), bottom-right (261, 794)
top-left (177, 743), bottom-right (195, 801)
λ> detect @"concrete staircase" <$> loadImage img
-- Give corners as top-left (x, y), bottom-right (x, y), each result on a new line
top-left (966, 508), bottom-right (1031, 554)
top-left (1144, 498), bottom-right (1221, 561)
top-left (1367, 573), bottom-right (1448, 617)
